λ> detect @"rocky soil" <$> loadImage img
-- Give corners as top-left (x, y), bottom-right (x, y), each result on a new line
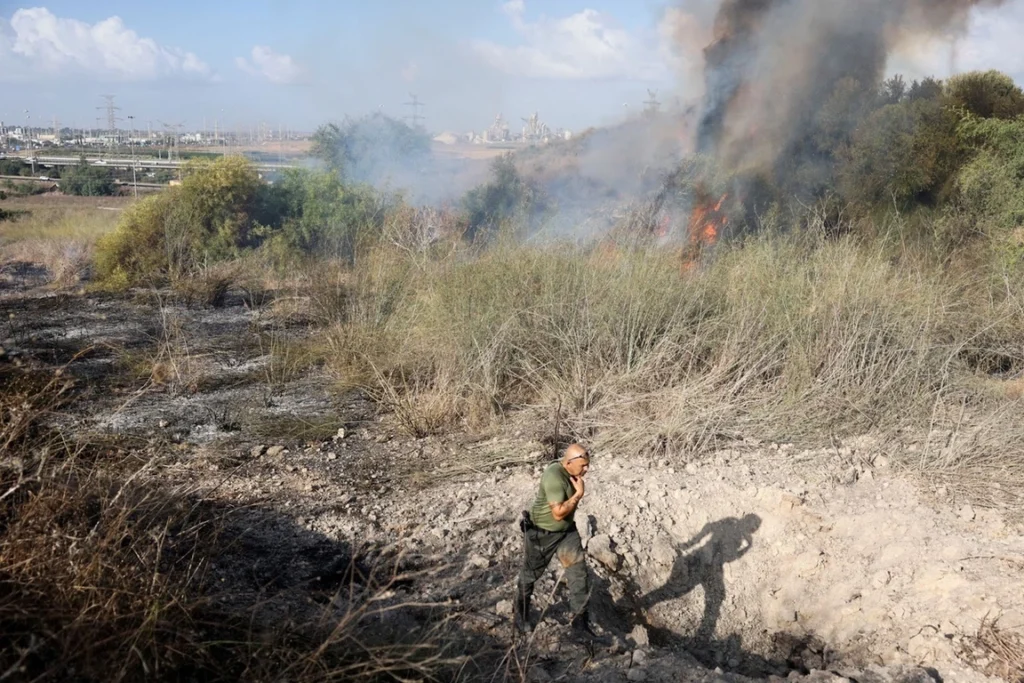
top-left (2, 276), bottom-right (1022, 683)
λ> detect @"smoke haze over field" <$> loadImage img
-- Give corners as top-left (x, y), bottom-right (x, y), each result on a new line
top-left (686, 0), bottom-right (1010, 174)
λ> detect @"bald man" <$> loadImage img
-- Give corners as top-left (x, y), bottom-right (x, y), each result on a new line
top-left (514, 443), bottom-right (596, 639)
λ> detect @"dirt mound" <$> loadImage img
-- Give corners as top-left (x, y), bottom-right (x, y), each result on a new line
top-left (363, 435), bottom-right (1022, 682)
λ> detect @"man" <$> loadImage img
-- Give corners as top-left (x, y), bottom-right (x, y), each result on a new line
top-left (514, 443), bottom-right (596, 639)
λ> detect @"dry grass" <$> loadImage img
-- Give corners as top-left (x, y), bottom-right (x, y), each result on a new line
top-left (318, 231), bottom-right (1024, 510)
top-left (960, 617), bottom-right (1024, 682)
top-left (0, 367), bottom-right (469, 682)
top-left (0, 195), bottom-right (128, 287)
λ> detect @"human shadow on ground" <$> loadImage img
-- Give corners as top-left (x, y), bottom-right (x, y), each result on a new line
top-left (642, 513), bottom-right (762, 642)
top-left (585, 513), bottom-right (811, 677)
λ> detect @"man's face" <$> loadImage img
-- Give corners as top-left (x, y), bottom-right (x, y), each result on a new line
top-left (565, 456), bottom-right (590, 477)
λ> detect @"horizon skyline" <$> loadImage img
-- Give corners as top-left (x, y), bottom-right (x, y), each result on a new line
top-left (3, 1), bottom-right (1024, 136)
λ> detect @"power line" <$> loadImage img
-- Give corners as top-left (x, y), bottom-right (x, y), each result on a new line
top-left (97, 95), bottom-right (121, 143)
top-left (643, 89), bottom-right (661, 115)
top-left (403, 93), bottom-right (426, 128)
top-left (159, 120), bottom-right (185, 163)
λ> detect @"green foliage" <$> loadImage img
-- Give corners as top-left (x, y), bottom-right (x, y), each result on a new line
top-left (310, 113), bottom-right (431, 182)
top-left (462, 154), bottom-right (544, 240)
top-left (269, 169), bottom-right (389, 264)
top-left (310, 123), bottom-right (345, 171)
top-left (838, 96), bottom-right (961, 207)
top-left (0, 159), bottom-right (26, 176)
top-left (60, 158), bottom-right (115, 196)
top-left (738, 70), bottom-right (1024, 228)
top-left (953, 115), bottom-right (1024, 230)
top-left (879, 75), bottom-right (907, 106)
top-left (2, 179), bottom-right (48, 197)
top-left (812, 77), bottom-right (878, 154)
top-left (907, 77), bottom-right (944, 102)
top-left (176, 156), bottom-right (270, 259)
top-left (94, 156), bottom-right (276, 286)
top-left (946, 70), bottom-right (1024, 119)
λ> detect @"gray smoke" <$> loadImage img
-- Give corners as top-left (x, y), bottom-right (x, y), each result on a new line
top-left (692, 0), bottom-right (1008, 174)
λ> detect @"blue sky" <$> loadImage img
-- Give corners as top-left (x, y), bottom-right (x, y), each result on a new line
top-left (1, 0), bottom-right (1022, 135)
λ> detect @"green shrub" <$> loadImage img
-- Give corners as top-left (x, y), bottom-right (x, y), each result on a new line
top-left (268, 169), bottom-right (390, 264)
top-left (94, 156), bottom-right (274, 287)
top-left (311, 113), bottom-right (431, 181)
top-left (0, 158), bottom-right (26, 175)
top-left (462, 154), bottom-right (546, 241)
top-left (955, 115), bottom-right (1024, 221)
top-left (838, 95), bottom-right (961, 208)
top-left (946, 70), bottom-right (1024, 119)
top-left (60, 159), bottom-right (115, 196)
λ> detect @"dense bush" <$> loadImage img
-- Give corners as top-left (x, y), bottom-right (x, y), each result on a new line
top-left (838, 95), bottom-right (961, 207)
top-left (462, 154), bottom-right (546, 241)
top-left (952, 114), bottom-right (1024, 235)
top-left (0, 158), bottom-right (26, 175)
top-left (268, 169), bottom-right (391, 264)
top-left (60, 159), bottom-right (115, 196)
top-left (310, 113), bottom-right (431, 183)
top-left (94, 157), bottom-right (275, 286)
top-left (93, 157), bottom-right (416, 286)
top-left (946, 70), bottom-right (1024, 119)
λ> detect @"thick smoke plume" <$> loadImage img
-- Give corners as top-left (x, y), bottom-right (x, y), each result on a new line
top-left (694, 0), bottom-right (1007, 175)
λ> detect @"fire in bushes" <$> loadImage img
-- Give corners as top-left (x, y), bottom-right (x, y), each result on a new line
top-left (693, 0), bottom-right (1006, 176)
top-left (651, 0), bottom-right (1006, 266)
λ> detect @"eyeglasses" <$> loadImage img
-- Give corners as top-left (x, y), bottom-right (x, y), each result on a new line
top-left (566, 453), bottom-right (590, 463)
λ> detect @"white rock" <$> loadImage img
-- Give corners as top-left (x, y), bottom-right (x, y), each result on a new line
top-left (495, 599), bottom-right (513, 616)
top-left (587, 534), bottom-right (622, 571)
top-left (626, 669), bottom-right (648, 682)
top-left (629, 624), bottom-right (650, 647)
top-left (652, 536), bottom-right (677, 569)
top-left (266, 445), bottom-right (286, 457)
top-left (958, 505), bottom-right (976, 522)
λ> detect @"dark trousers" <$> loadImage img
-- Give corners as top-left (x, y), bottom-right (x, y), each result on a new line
top-left (517, 526), bottom-right (591, 615)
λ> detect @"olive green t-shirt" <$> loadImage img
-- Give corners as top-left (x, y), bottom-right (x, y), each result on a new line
top-left (529, 462), bottom-right (575, 532)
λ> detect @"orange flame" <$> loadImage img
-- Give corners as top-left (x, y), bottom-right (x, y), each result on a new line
top-left (682, 190), bottom-right (729, 275)
top-left (655, 213), bottom-right (671, 239)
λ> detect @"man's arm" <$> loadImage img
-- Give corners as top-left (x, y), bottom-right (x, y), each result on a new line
top-left (549, 476), bottom-right (585, 521)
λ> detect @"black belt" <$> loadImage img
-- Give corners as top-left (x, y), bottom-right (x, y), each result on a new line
top-left (520, 510), bottom-right (569, 535)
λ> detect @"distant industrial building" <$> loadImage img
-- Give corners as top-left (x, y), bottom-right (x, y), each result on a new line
top-left (461, 112), bottom-right (572, 147)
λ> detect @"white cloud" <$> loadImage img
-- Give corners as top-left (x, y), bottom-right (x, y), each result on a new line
top-left (235, 45), bottom-right (305, 85)
top-left (471, 1), bottom-right (668, 81)
top-left (0, 7), bottom-right (212, 81)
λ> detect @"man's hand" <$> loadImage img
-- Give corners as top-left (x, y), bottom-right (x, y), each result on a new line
top-left (550, 476), bottom-right (586, 521)
top-left (571, 475), bottom-right (585, 498)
